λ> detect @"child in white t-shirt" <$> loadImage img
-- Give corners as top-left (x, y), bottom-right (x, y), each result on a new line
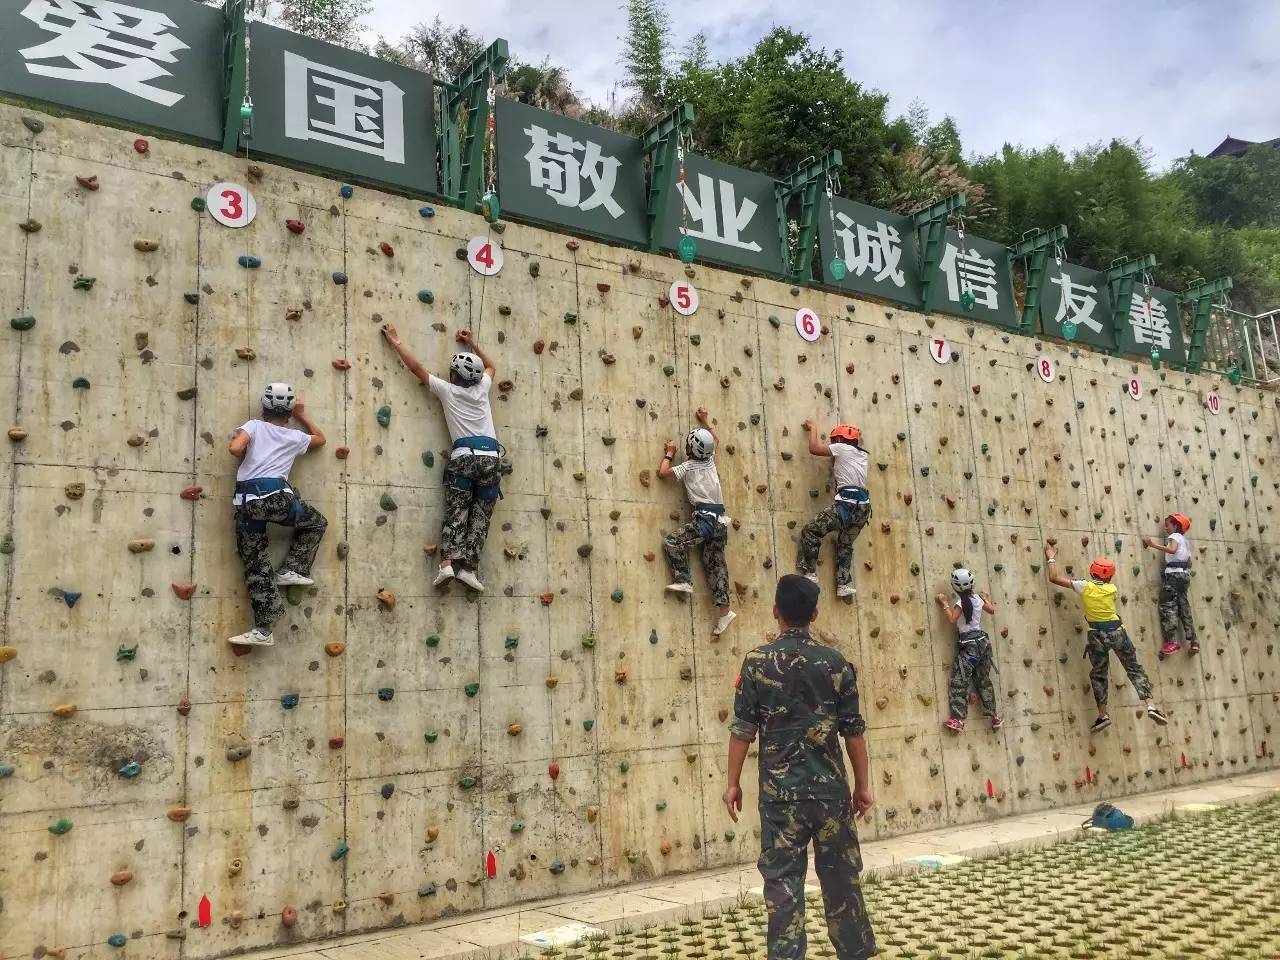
top-left (936, 568), bottom-right (1003, 732)
top-left (658, 407), bottom-right (736, 637)
top-left (796, 420), bottom-right (870, 599)
top-left (226, 382), bottom-right (327, 647)
top-left (1144, 513), bottom-right (1199, 658)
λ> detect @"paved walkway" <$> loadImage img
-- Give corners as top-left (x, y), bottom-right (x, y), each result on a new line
top-left (242, 770), bottom-right (1280, 960)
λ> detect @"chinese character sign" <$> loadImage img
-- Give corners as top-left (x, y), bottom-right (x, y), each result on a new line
top-left (248, 22), bottom-right (435, 194)
top-left (494, 98), bottom-right (647, 246)
top-left (0, 0), bottom-right (223, 141)
top-left (661, 153), bottom-right (785, 275)
top-left (817, 196), bottom-right (921, 306)
top-left (1114, 284), bottom-right (1186, 365)
top-left (922, 229), bottom-right (1018, 328)
top-left (1036, 260), bottom-right (1116, 350)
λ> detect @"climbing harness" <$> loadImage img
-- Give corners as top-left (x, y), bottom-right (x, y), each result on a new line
top-left (233, 479), bottom-right (306, 532)
top-left (480, 75), bottom-right (500, 223)
top-left (691, 503), bottom-right (727, 543)
top-left (676, 132), bottom-right (697, 263)
top-left (825, 169), bottom-right (846, 280)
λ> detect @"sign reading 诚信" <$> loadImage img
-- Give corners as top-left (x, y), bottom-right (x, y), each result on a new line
top-left (1036, 259), bottom-right (1116, 351)
top-left (921, 228), bottom-right (1018, 329)
top-left (661, 152), bottom-right (785, 276)
top-left (816, 196), bottom-right (922, 306)
top-left (494, 98), bottom-right (648, 247)
top-left (1113, 283), bottom-right (1186, 367)
top-left (0, 0), bottom-right (224, 142)
top-left (247, 21), bottom-right (436, 195)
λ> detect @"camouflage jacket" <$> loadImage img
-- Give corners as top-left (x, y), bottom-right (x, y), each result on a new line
top-left (729, 629), bottom-right (866, 801)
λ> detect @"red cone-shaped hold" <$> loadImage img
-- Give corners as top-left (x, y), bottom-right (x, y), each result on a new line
top-left (198, 895), bottom-right (211, 927)
top-left (985, 779), bottom-right (994, 799)
top-left (548, 761), bottom-right (560, 781)
top-left (1181, 752), bottom-right (1188, 768)
top-left (285, 219), bottom-right (305, 235)
top-left (171, 582), bottom-right (197, 600)
top-left (379, 241), bottom-right (394, 257)
top-left (332, 358), bottom-right (351, 371)
top-left (486, 851), bottom-right (497, 879)
top-left (1085, 766), bottom-right (1092, 783)
top-left (180, 485), bottom-right (203, 501)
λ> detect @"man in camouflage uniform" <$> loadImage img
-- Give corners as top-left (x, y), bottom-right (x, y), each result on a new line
top-left (725, 575), bottom-right (876, 960)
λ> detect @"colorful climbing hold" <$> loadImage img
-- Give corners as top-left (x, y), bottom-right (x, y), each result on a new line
top-left (380, 492), bottom-right (397, 511)
top-left (171, 582), bottom-right (196, 600)
top-left (340, 184), bottom-right (354, 198)
top-left (115, 644), bottom-right (137, 662)
top-left (330, 842), bottom-right (350, 861)
top-left (376, 588), bottom-right (396, 609)
top-left (610, 588), bottom-right (624, 603)
top-left (417, 289), bottom-right (434, 304)
top-left (377, 687), bottom-right (395, 701)
top-left (117, 761), bottom-right (141, 778)
top-left (332, 271), bottom-right (348, 285)
top-left (237, 255), bottom-right (261, 268)
top-left (0, 645), bottom-right (15, 663)
top-left (48, 817), bottom-right (73, 834)
top-left (9, 315), bottom-right (34, 331)
top-left (376, 405), bottom-right (391, 427)
top-left (285, 218), bottom-right (305, 234)
top-left (108, 934), bottom-right (128, 948)
top-left (280, 693), bottom-right (299, 709)
top-left (62, 590), bottom-right (81, 608)
top-left (464, 682), bottom-right (480, 697)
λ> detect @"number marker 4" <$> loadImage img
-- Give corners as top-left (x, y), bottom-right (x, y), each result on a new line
top-left (466, 236), bottom-right (503, 276)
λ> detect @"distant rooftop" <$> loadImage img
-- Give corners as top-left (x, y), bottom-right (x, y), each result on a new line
top-left (1207, 136), bottom-right (1280, 159)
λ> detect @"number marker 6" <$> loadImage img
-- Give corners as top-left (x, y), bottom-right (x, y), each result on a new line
top-left (795, 307), bottom-right (820, 342)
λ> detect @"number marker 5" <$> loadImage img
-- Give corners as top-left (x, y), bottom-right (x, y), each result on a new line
top-left (669, 281), bottom-right (699, 316)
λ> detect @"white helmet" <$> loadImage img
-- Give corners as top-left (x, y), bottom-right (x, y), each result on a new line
top-left (450, 352), bottom-right (484, 384)
top-left (686, 428), bottom-right (715, 460)
top-left (951, 568), bottom-right (975, 593)
top-left (261, 382), bottom-right (296, 414)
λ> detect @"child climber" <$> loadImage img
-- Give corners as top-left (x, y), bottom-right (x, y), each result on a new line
top-left (1144, 513), bottom-right (1199, 658)
top-left (796, 419), bottom-right (869, 598)
top-left (227, 383), bottom-right (328, 647)
top-left (382, 324), bottom-right (503, 593)
top-left (1043, 545), bottom-right (1167, 733)
top-left (936, 568), bottom-right (1004, 732)
top-left (659, 407), bottom-right (737, 637)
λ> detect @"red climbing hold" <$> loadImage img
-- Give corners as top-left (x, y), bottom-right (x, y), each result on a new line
top-left (329, 736), bottom-right (345, 749)
top-left (596, 282), bottom-right (610, 293)
top-left (180, 485), bottom-right (203, 501)
top-left (332, 358), bottom-right (351, 371)
top-left (281, 906), bottom-right (297, 928)
top-left (198, 895), bottom-right (211, 928)
top-left (76, 175), bottom-right (99, 191)
top-left (658, 294), bottom-right (670, 307)
top-left (379, 241), bottom-right (394, 257)
top-left (539, 592), bottom-right (554, 606)
top-left (110, 870), bottom-right (133, 886)
top-left (986, 779), bottom-right (994, 799)
top-left (335, 447), bottom-right (349, 460)
top-left (565, 240), bottom-right (580, 252)
top-left (133, 138), bottom-right (149, 154)
top-left (486, 851), bottom-right (497, 879)
top-left (533, 339), bottom-right (545, 355)
top-left (548, 761), bottom-right (560, 780)
top-left (171, 582), bottom-right (197, 600)
top-left (285, 219), bottom-right (305, 234)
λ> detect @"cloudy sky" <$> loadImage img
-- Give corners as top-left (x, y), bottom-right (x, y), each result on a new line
top-left (363, 0), bottom-right (1279, 169)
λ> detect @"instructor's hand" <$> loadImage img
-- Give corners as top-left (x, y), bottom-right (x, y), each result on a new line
top-left (723, 784), bottom-right (742, 822)
top-left (852, 787), bottom-right (875, 820)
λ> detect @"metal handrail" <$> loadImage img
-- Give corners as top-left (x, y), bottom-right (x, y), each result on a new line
top-left (1200, 306), bottom-right (1280, 384)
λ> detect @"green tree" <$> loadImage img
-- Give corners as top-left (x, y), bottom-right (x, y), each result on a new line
top-left (619, 0), bottom-right (671, 113)
top-left (507, 60), bottom-right (581, 116)
top-left (1172, 145), bottom-right (1280, 228)
top-left (277, 0), bottom-right (370, 48)
top-left (373, 16), bottom-right (484, 76)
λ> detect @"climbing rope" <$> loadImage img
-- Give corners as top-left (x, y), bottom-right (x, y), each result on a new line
top-left (676, 132), bottom-right (696, 263)
top-left (826, 169), bottom-right (846, 280)
top-left (480, 75), bottom-right (500, 223)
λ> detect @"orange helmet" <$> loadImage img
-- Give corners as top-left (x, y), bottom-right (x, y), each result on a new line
top-left (1089, 558), bottom-right (1116, 582)
top-left (1166, 513), bottom-right (1191, 533)
top-left (829, 424), bottom-right (861, 444)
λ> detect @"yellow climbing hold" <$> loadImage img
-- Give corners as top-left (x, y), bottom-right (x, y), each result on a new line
top-left (52, 703), bottom-right (77, 718)
top-left (0, 645), bottom-right (16, 663)
top-left (324, 641), bottom-right (345, 657)
top-left (127, 539), bottom-right (155, 553)
top-left (133, 238), bottom-right (159, 252)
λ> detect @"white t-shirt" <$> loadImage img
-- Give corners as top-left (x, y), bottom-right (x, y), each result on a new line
top-left (427, 374), bottom-right (497, 449)
top-left (1166, 532), bottom-right (1190, 566)
top-left (234, 420), bottom-right (312, 502)
top-left (672, 458), bottom-right (728, 523)
top-left (954, 596), bottom-right (984, 634)
top-left (831, 443), bottom-right (869, 499)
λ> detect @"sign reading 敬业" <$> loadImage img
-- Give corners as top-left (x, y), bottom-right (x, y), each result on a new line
top-left (0, 0), bottom-right (224, 142)
top-left (816, 196), bottom-right (922, 306)
top-left (661, 153), bottom-right (784, 275)
top-left (1113, 283), bottom-right (1186, 366)
top-left (922, 229), bottom-right (1018, 328)
top-left (247, 21), bottom-right (436, 194)
top-left (1037, 260), bottom-right (1116, 351)
top-left (494, 98), bottom-right (647, 247)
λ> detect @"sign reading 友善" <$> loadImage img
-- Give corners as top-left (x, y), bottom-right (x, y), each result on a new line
top-left (1114, 283), bottom-right (1185, 366)
top-left (494, 98), bottom-right (647, 247)
top-left (0, 0), bottom-right (224, 142)
top-left (1037, 260), bottom-right (1116, 351)
top-left (817, 196), bottom-right (922, 305)
top-left (661, 153), bottom-right (784, 275)
top-left (247, 21), bottom-right (436, 195)
top-left (922, 228), bottom-right (1018, 328)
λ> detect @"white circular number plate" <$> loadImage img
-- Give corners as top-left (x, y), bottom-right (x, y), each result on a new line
top-left (929, 337), bottom-right (950, 364)
top-left (1126, 377), bottom-right (1142, 401)
top-left (1036, 357), bottom-right (1055, 383)
top-left (466, 236), bottom-right (503, 276)
top-left (207, 182), bottom-right (256, 228)
top-left (668, 281), bottom-right (699, 316)
top-left (795, 307), bottom-right (821, 342)
top-left (1205, 392), bottom-right (1221, 415)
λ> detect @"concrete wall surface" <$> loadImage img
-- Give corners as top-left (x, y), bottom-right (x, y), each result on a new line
top-left (1, 103), bottom-right (1278, 960)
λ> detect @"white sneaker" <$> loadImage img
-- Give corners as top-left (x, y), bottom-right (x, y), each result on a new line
top-left (455, 569), bottom-right (484, 592)
top-left (432, 565), bottom-right (455, 587)
top-left (665, 582), bottom-right (694, 594)
top-left (713, 610), bottom-right (738, 636)
top-left (803, 573), bottom-right (819, 584)
top-left (836, 584), bottom-right (856, 598)
top-left (275, 570), bottom-right (314, 587)
top-left (228, 628), bottom-right (274, 647)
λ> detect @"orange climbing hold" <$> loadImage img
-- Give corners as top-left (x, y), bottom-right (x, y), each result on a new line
top-left (180, 485), bottom-right (203, 501)
top-left (167, 806), bottom-right (191, 822)
top-left (659, 841), bottom-right (672, 856)
top-left (285, 219), bottom-right (305, 234)
top-left (76, 174), bottom-right (99, 191)
top-left (0, 645), bottom-right (17, 663)
top-left (335, 447), bottom-right (349, 459)
top-left (325, 641), bottom-right (346, 657)
top-left (133, 138), bottom-right (149, 154)
top-left (171, 582), bottom-right (196, 599)
top-left (332, 358), bottom-right (351, 371)
top-left (284, 307), bottom-right (302, 321)
top-left (378, 891), bottom-right (395, 905)
top-left (539, 592), bottom-right (555, 606)
top-left (110, 869), bottom-right (133, 886)
top-left (281, 906), bottom-right (297, 928)
top-left (376, 589), bottom-right (396, 609)
top-left (596, 282), bottom-right (610, 293)
top-left (426, 826), bottom-right (439, 842)
top-left (52, 703), bottom-right (77, 718)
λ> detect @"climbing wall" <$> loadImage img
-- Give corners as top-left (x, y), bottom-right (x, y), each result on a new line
top-left (1, 103), bottom-right (1278, 960)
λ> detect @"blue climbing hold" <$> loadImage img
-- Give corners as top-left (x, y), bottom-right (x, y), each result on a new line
top-left (62, 590), bottom-right (81, 608)
top-left (0, 762), bottom-right (14, 777)
top-left (377, 687), bottom-right (395, 702)
top-left (419, 206), bottom-right (435, 218)
top-left (72, 377), bottom-right (90, 389)
top-left (238, 255), bottom-right (261, 269)
top-left (332, 271), bottom-right (348, 285)
top-left (331, 842), bottom-right (350, 860)
top-left (107, 934), bottom-right (128, 948)
top-left (340, 184), bottom-right (354, 199)
top-left (417, 290), bottom-right (434, 304)
top-left (280, 693), bottom-right (299, 710)
top-left (118, 760), bottom-right (141, 778)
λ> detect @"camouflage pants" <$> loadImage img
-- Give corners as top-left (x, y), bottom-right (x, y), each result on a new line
top-left (235, 491), bottom-right (327, 630)
top-left (441, 454), bottom-right (502, 569)
top-left (662, 518), bottom-right (730, 606)
top-left (1086, 626), bottom-right (1153, 707)
top-left (759, 800), bottom-right (877, 960)
top-left (796, 501), bottom-right (870, 588)
top-left (1157, 572), bottom-right (1198, 645)
top-left (947, 633), bottom-right (998, 721)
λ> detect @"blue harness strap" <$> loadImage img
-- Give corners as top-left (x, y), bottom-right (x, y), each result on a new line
top-left (234, 478), bottom-right (304, 532)
top-left (691, 503), bottom-right (726, 543)
top-left (235, 477), bottom-right (289, 498)
top-left (837, 485), bottom-right (870, 503)
top-left (451, 435), bottom-right (500, 454)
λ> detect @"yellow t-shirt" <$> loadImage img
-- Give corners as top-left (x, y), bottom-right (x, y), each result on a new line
top-left (1072, 580), bottom-right (1119, 623)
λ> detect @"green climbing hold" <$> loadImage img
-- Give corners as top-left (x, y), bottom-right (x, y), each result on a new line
top-left (619, 760), bottom-right (629, 773)
top-left (581, 633), bottom-right (596, 649)
top-left (1131, 565), bottom-right (1141, 575)
top-left (280, 693), bottom-right (299, 709)
top-left (1076, 401), bottom-right (1085, 410)
top-left (1227, 366), bottom-right (1242, 385)
top-left (563, 311), bottom-right (578, 324)
top-left (768, 315), bottom-right (781, 329)
top-left (910, 563), bottom-right (920, 576)
top-left (920, 466), bottom-right (930, 477)
top-left (1015, 755), bottom-right (1025, 766)
top-left (1251, 475), bottom-right (1259, 487)
top-left (1093, 511), bottom-right (1103, 520)
top-left (108, 934), bottom-right (128, 948)
top-left (689, 334), bottom-right (701, 346)
top-left (662, 364), bottom-right (675, 376)
top-left (10, 315), bottom-right (35, 331)
top-left (677, 234), bottom-right (697, 263)
top-left (648, 629), bottom-right (658, 644)
top-left (1071, 480), bottom-right (1081, 488)
top-left (422, 451), bottom-right (435, 468)
top-left (48, 817), bottom-right (73, 835)
top-left (426, 634), bottom-right (440, 647)
top-left (1150, 349), bottom-right (1161, 370)
top-left (424, 731), bottom-right (438, 743)
top-left (993, 563), bottom-right (1004, 573)
top-left (602, 435), bottom-right (616, 446)
top-left (610, 588), bottom-right (624, 603)
top-left (582, 719), bottom-right (594, 731)
top-left (511, 820), bottom-right (524, 833)
top-left (967, 472), bottom-right (976, 481)
top-left (286, 585), bottom-right (303, 606)
top-left (1038, 479), bottom-right (1046, 488)
top-left (829, 257), bottom-right (847, 281)
top-left (73, 275), bottom-right (96, 291)
top-left (336, 542), bottom-right (349, 559)
top-left (464, 682), bottom-right (479, 697)
top-left (330, 842), bottom-right (349, 861)
top-left (655, 800), bottom-right (667, 811)
top-left (896, 432), bottom-right (906, 441)
top-left (191, 197), bottom-right (206, 211)
top-left (1029, 723), bottom-right (1041, 732)
top-left (1062, 319), bottom-right (1078, 341)
top-left (980, 443), bottom-right (989, 455)
top-left (0, 763), bottom-right (14, 777)
top-left (479, 189), bottom-right (500, 223)
top-left (378, 687), bottom-right (394, 701)
top-left (377, 405), bottom-right (391, 427)
top-left (960, 289), bottom-right (976, 312)
top-left (1031, 564), bottom-right (1041, 573)
top-left (380, 492), bottom-right (397, 511)
top-left (458, 776), bottom-right (477, 789)
top-left (529, 261), bottom-right (540, 277)
top-left (417, 290), bottom-right (434, 304)
top-left (115, 644), bottom-right (137, 662)
top-left (504, 635), bottom-right (518, 649)
top-left (118, 760), bottom-right (141, 778)
top-left (72, 377), bottom-right (90, 389)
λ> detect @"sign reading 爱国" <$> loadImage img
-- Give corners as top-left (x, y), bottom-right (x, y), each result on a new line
top-left (661, 153), bottom-right (784, 275)
top-left (1114, 283), bottom-right (1185, 366)
top-left (0, 0), bottom-right (224, 142)
top-left (922, 228), bottom-right (1018, 328)
top-left (247, 21), bottom-right (436, 195)
top-left (1037, 260), bottom-right (1116, 351)
top-left (816, 195), bottom-right (922, 306)
top-left (494, 98), bottom-right (647, 247)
